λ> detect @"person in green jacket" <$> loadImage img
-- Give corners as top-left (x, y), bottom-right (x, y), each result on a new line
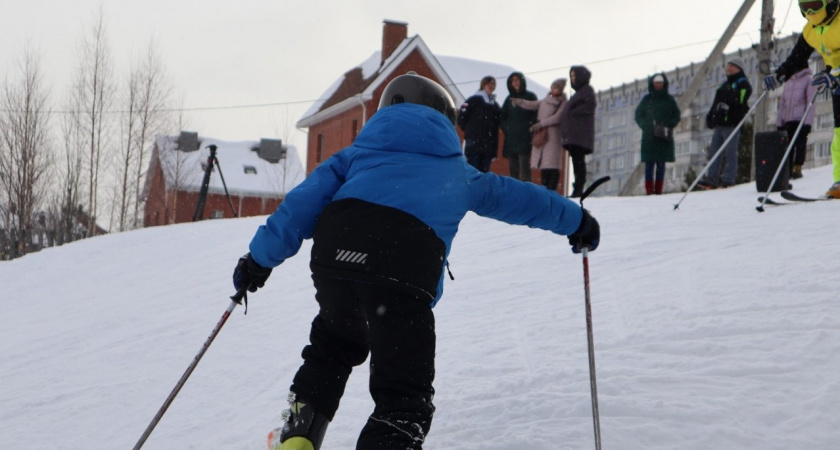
top-left (634, 72), bottom-right (681, 195)
top-left (500, 72), bottom-right (538, 181)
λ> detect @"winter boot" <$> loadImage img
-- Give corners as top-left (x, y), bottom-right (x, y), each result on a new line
top-left (570, 181), bottom-right (585, 198)
top-left (791, 164), bottom-right (803, 179)
top-left (824, 181), bottom-right (840, 199)
top-left (654, 180), bottom-right (664, 195)
top-left (645, 180), bottom-right (654, 195)
top-left (268, 392), bottom-right (330, 450)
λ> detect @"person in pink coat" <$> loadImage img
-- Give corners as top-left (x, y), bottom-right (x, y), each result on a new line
top-left (512, 78), bottom-right (567, 191)
top-left (776, 66), bottom-right (816, 179)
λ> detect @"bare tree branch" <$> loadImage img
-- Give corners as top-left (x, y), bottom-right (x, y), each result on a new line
top-left (0, 46), bottom-right (53, 257)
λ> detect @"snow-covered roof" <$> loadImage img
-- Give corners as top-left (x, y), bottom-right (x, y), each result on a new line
top-left (151, 134), bottom-right (305, 198)
top-left (297, 35), bottom-right (548, 127)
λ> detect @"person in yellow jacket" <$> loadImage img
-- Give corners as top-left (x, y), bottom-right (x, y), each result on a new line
top-left (765, 0), bottom-right (840, 198)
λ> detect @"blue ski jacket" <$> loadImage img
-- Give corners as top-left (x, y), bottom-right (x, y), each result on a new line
top-left (249, 103), bottom-right (583, 305)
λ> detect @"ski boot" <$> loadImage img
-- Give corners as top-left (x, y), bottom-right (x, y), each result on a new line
top-left (791, 164), bottom-right (803, 179)
top-left (824, 181), bottom-right (840, 199)
top-left (268, 392), bottom-right (330, 450)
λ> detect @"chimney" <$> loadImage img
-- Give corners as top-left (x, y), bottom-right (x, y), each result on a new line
top-left (382, 20), bottom-right (408, 65)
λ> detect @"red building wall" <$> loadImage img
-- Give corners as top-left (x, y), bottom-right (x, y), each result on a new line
top-left (304, 49), bottom-right (567, 194)
top-left (144, 161), bottom-right (284, 227)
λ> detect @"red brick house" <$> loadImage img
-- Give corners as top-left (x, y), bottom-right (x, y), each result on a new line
top-left (296, 20), bottom-right (569, 194)
top-left (142, 132), bottom-right (304, 227)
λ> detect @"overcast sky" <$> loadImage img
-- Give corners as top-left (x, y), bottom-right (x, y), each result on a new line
top-left (2, 0), bottom-right (806, 152)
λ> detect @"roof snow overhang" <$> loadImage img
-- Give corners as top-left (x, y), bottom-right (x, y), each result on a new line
top-left (296, 35), bottom-right (462, 129)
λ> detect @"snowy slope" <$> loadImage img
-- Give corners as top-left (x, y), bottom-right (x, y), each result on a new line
top-left (1, 166), bottom-right (839, 450)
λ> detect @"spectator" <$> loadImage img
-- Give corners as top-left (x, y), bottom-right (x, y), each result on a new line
top-left (232, 74), bottom-right (600, 450)
top-left (458, 75), bottom-right (501, 172)
top-left (775, 66), bottom-right (816, 179)
top-left (512, 78), bottom-right (567, 190)
top-left (561, 66), bottom-right (597, 197)
top-left (500, 72), bottom-right (538, 181)
top-left (699, 57), bottom-right (752, 189)
top-left (634, 72), bottom-right (681, 195)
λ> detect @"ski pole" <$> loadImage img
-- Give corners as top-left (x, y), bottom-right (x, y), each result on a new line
top-left (674, 89), bottom-right (769, 210)
top-left (132, 287), bottom-right (248, 450)
top-left (577, 176), bottom-right (609, 450)
top-left (756, 89), bottom-right (820, 212)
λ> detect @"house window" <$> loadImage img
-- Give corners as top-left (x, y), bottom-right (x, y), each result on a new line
top-left (244, 165), bottom-right (257, 175)
top-left (352, 119), bottom-right (359, 141)
top-left (211, 210), bottom-right (224, 219)
top-left (317, 134), bottom-right (324, 163)
top-left (816, 113), bottom-right (833, 130)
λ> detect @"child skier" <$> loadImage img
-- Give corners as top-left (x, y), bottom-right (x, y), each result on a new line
top-left (233, 73), bottom-right (600, 450)
top-left (765, 0), bottom-right (840, 198)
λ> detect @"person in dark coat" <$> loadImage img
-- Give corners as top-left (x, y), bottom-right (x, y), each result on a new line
top-left (458, 75), bottom-right (502, 172)
top-left (560, 66), bottom-right (597, 197)
top-left (231, 74), bottom-right (601, 450)
top-left (634, 72), bottom-right (681, 195)
top-left (699, 57), bottom-right (752, 189)
top-left (500, 71), bottom-right (538, 181)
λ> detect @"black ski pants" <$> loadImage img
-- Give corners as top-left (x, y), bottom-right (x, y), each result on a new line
top-left (291, 273), bottom-right (436, 450)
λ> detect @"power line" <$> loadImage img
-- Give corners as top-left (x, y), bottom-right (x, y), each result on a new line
top-left (0, 31), bottom-right (786, 115)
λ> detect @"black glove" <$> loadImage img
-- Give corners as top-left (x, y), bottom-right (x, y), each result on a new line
top-left (705, 113), bottom-right (716, 130)
top-left (568, 208), bottom-right (600, 254)
top-left (232, 253), bottom-right (273, 293)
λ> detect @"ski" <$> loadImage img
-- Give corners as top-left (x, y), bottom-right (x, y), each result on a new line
top-left (757, 196), bottom-right (788, 206)
top-left (780, 191), bottom-right (834, 202)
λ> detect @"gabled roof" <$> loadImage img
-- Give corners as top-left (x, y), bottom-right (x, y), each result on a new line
top-left (297, 34), bottom-right (548, 128)
top-left (143, 135), bottom-right (305, 199)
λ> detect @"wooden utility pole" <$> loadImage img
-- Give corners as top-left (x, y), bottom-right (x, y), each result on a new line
top-left (753, 0), bottom-right (776, 134)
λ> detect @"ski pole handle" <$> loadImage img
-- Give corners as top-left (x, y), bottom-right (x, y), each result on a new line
top-left (230, 286), bottom-right (248, 304)
top-left (580, 176), bottom-right (611, 204)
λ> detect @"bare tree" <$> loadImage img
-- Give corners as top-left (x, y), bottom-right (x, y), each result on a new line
top-left (56, 91), bottom-right (87, 245)
top-left (141, 93), bottom-right (192, 226)
top-left (71, 6), bottom-right (114, 235)
top-left (267, 108), bottom-right (304, 197)
top-left (112, 64), bottom-right (139, 231)
top-left (0, 47), bottom-right (53, 257)
top-left (131, 41), bottom-right (171, 229)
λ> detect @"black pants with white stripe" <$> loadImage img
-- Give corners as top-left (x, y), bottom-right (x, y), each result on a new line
top-left (290, 273), bottom-right (436, 450)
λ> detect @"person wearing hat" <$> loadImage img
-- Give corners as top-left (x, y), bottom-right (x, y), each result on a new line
top-left (634, 72), bottom-right (681, 194)
top-left (699, 57), bottom-right (752, 189)
top-left (511, 77), bottom-right (568, 190)
top-left (232, 73), bottom-right (601, 450)
top-left (560, 66), bottom-right (597, 197)
top-left (765, 0), bottom-right (840, 198)
top-left (500, 72), bottom-right (539, 181)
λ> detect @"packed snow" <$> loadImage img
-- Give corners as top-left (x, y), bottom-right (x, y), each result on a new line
top-left (1, 165), bottom-right (838, 450)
